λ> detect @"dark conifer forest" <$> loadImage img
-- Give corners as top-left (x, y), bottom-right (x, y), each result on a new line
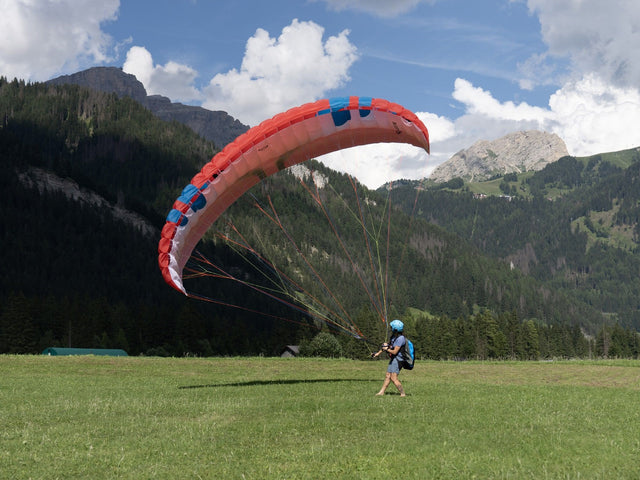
top-left (1, 77), bottom-right (639, 359)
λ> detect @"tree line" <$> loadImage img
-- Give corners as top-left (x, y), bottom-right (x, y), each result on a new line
top-left (4, 288), bottom-right (640, 360)
top-left (306, 309), bottom-right (640, 361)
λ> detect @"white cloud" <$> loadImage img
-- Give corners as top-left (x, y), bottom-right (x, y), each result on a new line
top-left (202, 19), bottom-right (358, 125)
top-left (123, 20), bottom-right (358, 124)
top-left (123, 46), bottom-right (201, 102)
top-left (452, 78), bottom-right (552, 123)
top-left (334, 0), bottom-right (640, 187)
top-left (548, 74), bottom-right (640, 155)
top-left (521, 0), bottom-right (640, 89)
top-left (0, 0), bottom-right (119, 81)
top-left (319, 143), bottom-right (432, 189)
top-left (122, 46), bottom-right (153, 88)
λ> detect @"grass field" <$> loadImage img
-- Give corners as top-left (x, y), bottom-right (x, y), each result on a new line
top-left (2, 356), bottom-right (640, 479)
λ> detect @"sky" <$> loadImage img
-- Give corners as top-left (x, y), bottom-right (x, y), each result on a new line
top-left (2, 0), bottom-right (640, 188)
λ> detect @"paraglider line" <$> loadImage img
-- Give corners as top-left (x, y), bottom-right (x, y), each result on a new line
top-left (186, 251), bottom-right (365, 339)
top-left (300, 174), bottom-right (386, 323)
top-left (349, 175), bottom-right (387, 325)
top-left (250, 193), bottom-right (363, 337)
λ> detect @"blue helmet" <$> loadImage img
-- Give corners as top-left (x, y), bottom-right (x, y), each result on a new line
top-left (390, 319), bottom-right (404, 333)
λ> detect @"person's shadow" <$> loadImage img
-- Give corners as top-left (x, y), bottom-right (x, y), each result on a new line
top-left (178, 378), bottom-right (377, 389)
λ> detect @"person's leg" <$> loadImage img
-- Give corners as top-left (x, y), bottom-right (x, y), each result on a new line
top-left (376, 372), bottom-right (392, 395)
top-left (390, 372), bottom-right (405, 396)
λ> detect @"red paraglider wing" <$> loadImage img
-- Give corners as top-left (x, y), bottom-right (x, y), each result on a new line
top-left (158, 96), bottom-right (430, 293)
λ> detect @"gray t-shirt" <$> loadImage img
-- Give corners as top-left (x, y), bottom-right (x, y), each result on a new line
top-left (391, 334), bottom-right (406, 361)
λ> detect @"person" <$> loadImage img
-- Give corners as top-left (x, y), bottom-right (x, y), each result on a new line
top-left (372, 319), bottom-right (406, 396)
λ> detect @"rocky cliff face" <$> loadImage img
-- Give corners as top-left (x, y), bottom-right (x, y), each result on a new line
top-left (48, 67), bottom-right (148, 104)
top-left (430, 130), bottom-right (569, 183)
top-left (145, 94), bottom-right (248, 149)
top-left (48, 67), bottom-right (249, 149)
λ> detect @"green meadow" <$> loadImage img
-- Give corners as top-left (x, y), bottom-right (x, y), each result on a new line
top-left (2, 356), bottom-right (640, 479)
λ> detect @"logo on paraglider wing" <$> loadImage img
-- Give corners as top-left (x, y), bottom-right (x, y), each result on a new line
top-left (190, 184), bottom-right (208, 212)
top-left (321, 96), bottom-right (354, 127)
top-left (331, 109), bottom-right (351, 127)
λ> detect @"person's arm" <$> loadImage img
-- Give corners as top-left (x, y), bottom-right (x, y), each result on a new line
top-left (386, 344), bottom-right (401, 356)
top-left (386, 336), bottom-right (405, 356)
top-left (372, 342), bottom-right (400, 357)
top-left (371, 343), bottom-right (390, 358)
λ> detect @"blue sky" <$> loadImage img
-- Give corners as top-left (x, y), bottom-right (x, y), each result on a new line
top-left (2, 0), bottom-right (640, 187)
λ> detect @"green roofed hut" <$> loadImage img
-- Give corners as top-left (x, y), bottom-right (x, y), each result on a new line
top-left (42, 347), bottom-right (128, 356)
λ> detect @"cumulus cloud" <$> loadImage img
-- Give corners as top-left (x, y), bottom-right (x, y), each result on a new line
top-left (548, 74), bottom-right (640, 155)
top-left (123, 46), bottom-right (202, 102)
top-left (123, 20), bottom-right (357, 124)
top-left (202, 19), bottom-right (358, 125)
top-left (107, 6), bottom-right (640, 189)
top-left (521, 0), bottom-right (640, 89)
top-left (0, 0), bottom-right (119, 81)
top-left (452, 78), bottom-right (552, 123)
top-left (320, 143), bottom-right (431, 189)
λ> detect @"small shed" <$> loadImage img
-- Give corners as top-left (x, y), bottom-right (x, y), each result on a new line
top-left (280, 345), bottom-right (300, 358)
top-left (42, 347), bottom-right (128, 357)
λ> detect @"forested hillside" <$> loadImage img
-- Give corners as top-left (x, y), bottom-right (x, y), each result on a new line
top-left (1, 77), bottom-right (638, 359)
top-left (390, 151), bottom-right (640, 330)
top-left (0, 77), bottom-right (308, 356)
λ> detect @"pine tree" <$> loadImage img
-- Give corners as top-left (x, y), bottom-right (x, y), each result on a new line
top-left (0, 292), bottom-right (38, 353)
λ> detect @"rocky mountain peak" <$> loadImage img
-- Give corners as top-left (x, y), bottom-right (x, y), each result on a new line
top-left (47, 67), bottom-right (249, 149)
top-left (430, 130), bottom-right (569, 183)
top-left (47, 67), bottom-right (148, 104)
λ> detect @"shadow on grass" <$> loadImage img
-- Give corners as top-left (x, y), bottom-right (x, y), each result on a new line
top-left (179, 378), bottom-right (377, 389)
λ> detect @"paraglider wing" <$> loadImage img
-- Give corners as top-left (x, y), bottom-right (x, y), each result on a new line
top-left (158, 96), bottom-right (430, 293)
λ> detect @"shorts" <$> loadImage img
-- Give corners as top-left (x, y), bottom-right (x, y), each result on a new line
top-left (387, 357), bottom-right (402, 374)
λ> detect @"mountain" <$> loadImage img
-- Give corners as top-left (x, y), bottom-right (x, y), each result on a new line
top-left (48, 67), bottom-right (249, 149)
top-left (143, 94), bottom-right (248, 149)
top-left (430, 130), bottom-right (569, 183)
